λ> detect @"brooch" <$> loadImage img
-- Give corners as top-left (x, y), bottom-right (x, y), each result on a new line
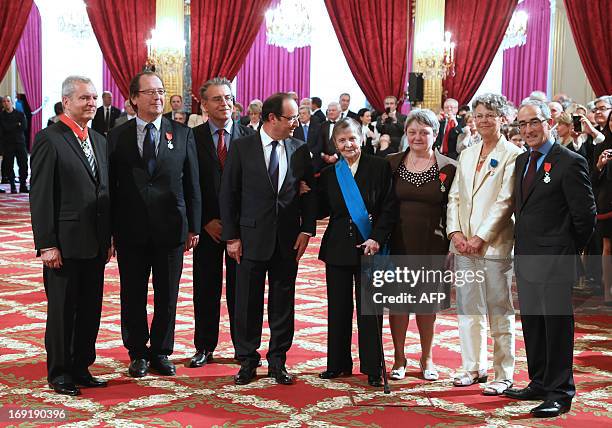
top-left (166, 132), bottom-right (174, 150)
top-left (543, 162), bottom-right (551, 183)
top-left (439, 172), bottom-right (448, 192)
top-left (489, 158), bottom-right (499, 176)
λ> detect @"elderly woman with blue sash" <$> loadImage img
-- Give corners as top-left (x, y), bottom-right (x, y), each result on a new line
top-left (317, 118), bottom-right (398, 387)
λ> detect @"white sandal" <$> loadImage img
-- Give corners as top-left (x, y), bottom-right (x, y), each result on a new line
top-left (453, 370), bottom-right (488, 387)
top-left (389, 359), bottom-right (407, 380)
top-left (419, 361), bottom-right (439, 381)
top-left (482, 379), bottom-right (513, 396)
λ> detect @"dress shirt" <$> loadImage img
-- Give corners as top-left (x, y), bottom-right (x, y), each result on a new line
top-left (524, 138), bottom-right (554, 177)
top-left (209, 120), bottom-right (234, 151)
top-left (260, 127), bottom-right (287, 189)
top-left (348, 154), bottom-right (360, 177)
top-left (136, 115), bottom-right (162, 156)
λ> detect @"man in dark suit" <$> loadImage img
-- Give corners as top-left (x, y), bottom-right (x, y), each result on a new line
top-left (314, 102), bottom-right (342, 172)
top-left (339, 93), bottom-right (358, 120)
top-left (311, 97), bottom-right (326, 123)
top-left (504, 100), bottom-right (596, 418)
top-left (91, 91), bottom-right (121, 136)
top-left (163, 94), bottom-right (184, 121)
top-left (189, 77), bottom-right (254, 368)
top-left (29, 75), bottom-right (112, 396)
top-left (434, 98), bottom-right (461, 159)
top-left (108, 72), bottom-right (201, 378)
top-left (376, 95), bottom-right (406, 153)
top-left (293, 105), bottom-right (321, 167)
top-left (220, 92), bottom-right (317, 385)
top-left (0, 96), bottom-right (29, 193)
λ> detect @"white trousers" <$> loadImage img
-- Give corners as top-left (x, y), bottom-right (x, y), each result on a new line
top-left (455, 255), bottom-right (515, 381)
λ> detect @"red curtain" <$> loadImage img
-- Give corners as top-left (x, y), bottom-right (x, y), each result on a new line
top-left (0, 0), bottom-right (32, 81)
top-left (324, 0), bottom-right (410, 112)
top-left (564, 0), bottom-right (612, 97)
top-left (190, 0), bottom-right (272, 111)
top-left (85, 0), bottom-right (156, 98)
top-left (443, 0), bottom-right (517, 104)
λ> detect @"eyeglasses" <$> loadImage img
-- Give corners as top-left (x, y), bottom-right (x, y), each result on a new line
top-left (594, 106), bottom-right (611, 112)
top-left (208, 95), bottom-right (234, 104)
top-left (280, 114), bottom-right (299, 123)
top-left (474, 113), bottom-right (499, 121)
top-left (518, 118), bottom-right (546, 129)
top-left (138, 88), bottom-right (166, 96)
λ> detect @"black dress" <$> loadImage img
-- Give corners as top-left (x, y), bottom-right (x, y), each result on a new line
top-left (592, 134), bottom-right (612, 238)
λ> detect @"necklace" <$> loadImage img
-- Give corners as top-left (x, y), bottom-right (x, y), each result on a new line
top-left (407, 152), bottom-right (433, 173)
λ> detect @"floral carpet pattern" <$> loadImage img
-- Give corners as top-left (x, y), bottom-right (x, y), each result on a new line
top-left (0, 193), bottom-right (610, 427)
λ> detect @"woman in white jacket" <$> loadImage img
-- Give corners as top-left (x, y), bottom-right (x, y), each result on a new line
top-left (446, 93), bottom-right (522, 395)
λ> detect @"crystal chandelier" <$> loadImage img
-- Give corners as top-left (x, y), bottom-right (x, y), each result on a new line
top-left (265, 0), bottom-right (313, 53)
top-left (501, 10), bottom-right (528, 50)
top-left (415, 31), bottom-right (456, 80)
top-left (145, 20), bottom-right (185, 72)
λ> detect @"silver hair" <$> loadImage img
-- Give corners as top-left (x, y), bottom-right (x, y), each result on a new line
top-left (594, 95), bottom-right (612, 106)
top-left (102, 90), bottom-right (112, 97)
top-left (519, 99), bottom-right (552, 120)
top-left (472, 93), bottom-right (509, 117)
top-left (444, 98), bottom-right (459, 106)
top-left (298, 105), bottom-right (311, 113)
top-left (405, 108), bottom-right (440, 135)
top-left (529, 90), bottom-right (548, 102)
top-left (332, 117), bottom-right (363, 143)
top-left (587, 101), bottom-right (596, 111)
top-left (62, 75), bottom-right (94, 98)
top-left (328, 101), bottom-right (341, 109)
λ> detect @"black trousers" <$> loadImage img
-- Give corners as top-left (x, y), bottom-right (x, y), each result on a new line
top-left (43, 255), bottom-right (105, 384)
top-left (234, 245), bottom-right (298, 368)
top-left (325, 264), bottom-right (383, 376)
top-left (517, 277), bottom-right (575, 402)
top-left (3, 143), bottom-right (28, 184)
top-left (117, 242), bottom-right (184, 360)
top-left (193, 232), bottom-right (237, 353)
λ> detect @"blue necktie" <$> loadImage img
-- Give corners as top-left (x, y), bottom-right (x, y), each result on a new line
top-left (303, 124), bottom-right (309, 141)
top-left (268, 140), bottom-right (279, 192)
top-left (143, 123), bottom-right (157, 176)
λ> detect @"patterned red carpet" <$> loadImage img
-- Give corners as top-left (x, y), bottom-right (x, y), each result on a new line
top-left (0, 193), bottom-right (610, 427)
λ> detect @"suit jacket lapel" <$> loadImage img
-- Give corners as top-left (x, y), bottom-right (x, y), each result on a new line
top-left (473, 139), bottom-right (504, 195)
top-left (254, 134), bottom-right (276, 195)
top-left (199, 122), bottom-right (218, 165)
top-left (60, 124), bottom-right (96, 182)
top-left (522, 144), bottom-right (560, 206)
top-left (464, 145), bottom-right (479, 196)
top-left (153, 117), bottom-right (171, 176)
top-left (279, 139), bottom-right (296, 194)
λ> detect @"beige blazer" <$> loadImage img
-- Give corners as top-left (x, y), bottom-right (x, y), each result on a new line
top-left (446, 135), bottom-right (522, 258)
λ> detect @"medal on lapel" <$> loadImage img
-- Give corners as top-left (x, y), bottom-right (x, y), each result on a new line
top-left (166, 132), bottom-right (174, 149)
top-left (439, 172), bottom-right (447, 192)
top-left (543, 162), bottom-right (551, 183)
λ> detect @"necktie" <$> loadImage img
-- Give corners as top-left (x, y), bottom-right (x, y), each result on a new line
top-left (522, 151), bottom-right (542, 201)
top-left (217, 129), bottom-right (227, 168)
top-left (268, 140), bottom-right (279, 192)
top-left (143, 123), bottom-right (157, 176)
top-left (303, 124), bottom-right (309, 141)
top-left (105, 108), bottom-right (110, 132)
top-left (341, 112), bottom-right (345, 119)
top-left (80, 136), bottom-right (97, 179)
top-left (58, 114), bottom-right (96, 178)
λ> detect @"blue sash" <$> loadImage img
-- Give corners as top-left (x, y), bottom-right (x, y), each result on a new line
top-left (335, 157), bottom-right (389, 255)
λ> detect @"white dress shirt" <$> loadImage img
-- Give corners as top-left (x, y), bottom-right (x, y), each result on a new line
top-left (260, 127), bottom-right (288, 189)
top-left (135, 115), bottom-right (162, 156)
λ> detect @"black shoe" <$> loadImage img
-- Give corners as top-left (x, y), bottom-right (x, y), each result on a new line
top-left (367, 375), bottom-right (383, 387)
top-left (19, 186), bottom-right (28, 193)
top-left (268, 366), bottom-right (295, 385)
top-left (188, 350), bottom-right (213, 368)
top-left (503, 386), bottom-right (547, 401)
top-left (128, 358), bottom-right (149, 378)
top-left (234, 364), bottom-right (257, 385)
top-left (319, 369), bottom-right (352, 379)
top-left (531, 400), bottom-right (571, 418)
top-left (150, 356), bottom-right (176, 376)
top-left (74, 373), bottom-right (108, 388)
top-left (49, 381), bottom-right (81, 396)
top-left (10, 185), bottom-right (17, 194)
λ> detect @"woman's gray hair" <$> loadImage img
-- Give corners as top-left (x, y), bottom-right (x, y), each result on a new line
top-left (594, 95), bottom-right (612, 106)
top-left (332, 117), bottom-right (363, 142)
top-left (62, 75), bottom-right (94, 98)
top-left (404, 108), bottom-right (440, 135)
top-left (519, 99), bottom-right (552, 120)
top-left (471, 93), bottom-right (509, 117)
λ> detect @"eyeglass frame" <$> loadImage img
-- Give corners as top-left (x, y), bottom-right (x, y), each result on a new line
top-left (137, 88), bottom-right (166, 96)
top-left (279, 114), bottom-right (300, 123)
top-left (517, 117), bottom-right (547, 130)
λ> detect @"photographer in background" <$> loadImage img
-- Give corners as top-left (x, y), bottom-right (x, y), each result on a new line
top-left (0, 96), bottom-right (29, 193)
top-left (376, 95), bottom-right (406, 153)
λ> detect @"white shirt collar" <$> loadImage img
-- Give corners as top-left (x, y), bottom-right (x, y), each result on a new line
top-left (260, 126), bottom-right (286, 147)
top-left (136, 115), bottom-right (162, 131)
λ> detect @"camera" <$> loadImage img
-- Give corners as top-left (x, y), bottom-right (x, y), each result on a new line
top-left (572, 115), bottom-right (582, 132)
top-left (385, 107), bottom-right (391, 114)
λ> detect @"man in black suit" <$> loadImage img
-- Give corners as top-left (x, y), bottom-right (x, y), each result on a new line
top-left (434, 97), bottom-right (461, 159)
top-left (163, 94), bottom-right (184, 121)
top-left (314, 101), bottom-right (342, 172)
top-left (311, 97), bottom-right (326, 123)
top-left (339, 93), bottom-right (358, 120)
top-left (376, 95), bottom-right (406, 153)
top-left (293, 105), bottom-right (321, 166)
top-left (504, 100), bottom-right (596, 418)
top-left (30, 75), bottom-right (112, 396)
top-left (189, 77), bottom-right (254, 368)
top-left (220, 92), bottom-right (317, 385)
top-left (91, 91), bottom-right (121, 136)
top-left (108, 72), bottom-right (201, 378)
top-left (0, 96), bottom-right (29, 193)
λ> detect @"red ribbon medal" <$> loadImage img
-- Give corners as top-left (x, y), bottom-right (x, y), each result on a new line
top-left (439, 172), bottom-right (448, 192)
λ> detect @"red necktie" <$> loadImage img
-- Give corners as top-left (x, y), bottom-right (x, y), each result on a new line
top-left (522, 151), bottom-right (542, 201)
top-left (441, 118), bottom-right (456, 155)
top-left (217, 129), bottom-right (227, 168)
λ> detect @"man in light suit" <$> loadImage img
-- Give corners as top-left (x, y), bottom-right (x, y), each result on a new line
top-left (504, 99), bottom-right (596, 418)
top-left (91, 91), bottom-right (121, 135)
top-left (108, 71), bottom-right (201, 378)
top-left (189, 77), bottom-right (254, 368)
top-left (30, 75), bottom-right (112, 396)
top-left (219, 92), bottom-right (317, 385)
